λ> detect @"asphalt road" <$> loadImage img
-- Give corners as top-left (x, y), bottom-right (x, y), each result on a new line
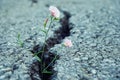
top-left (0, 0), bottom-right (120, 80)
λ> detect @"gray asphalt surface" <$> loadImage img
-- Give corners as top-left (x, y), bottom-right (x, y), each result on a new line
top-left (0, 0), bottom-right (120, 80)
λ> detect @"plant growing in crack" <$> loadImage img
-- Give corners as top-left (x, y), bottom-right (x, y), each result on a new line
top-left (34, 6), bottom-right (61, 74)
top-left (17, 5), bottom-right (73, 79)
top-left (17, 33), bottom-right (24, 47)
top-left (34, 6), bottom-right (73, 76)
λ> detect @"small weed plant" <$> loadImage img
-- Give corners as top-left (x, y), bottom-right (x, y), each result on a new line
top-left (17, 5), bottom-right (73, 76)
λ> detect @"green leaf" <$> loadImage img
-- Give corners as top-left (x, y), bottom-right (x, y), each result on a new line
top-left (44, 23), bottom-right (47, 28)
top-left (61, 43), bottom-right (65, 46)
top-left (35, 55), bottom-right (41, 62)
top-left (19, 42), bottom-right (24, 47)
top-left (42, 55), bottom-right (57, 73)
top-left (54, 18), bottom-right (60, 20)
top-left (38, 51), bottom-right (44, 53)
top-left (33, 51), bottom-right (44, 56)
top-left (17, 33), bottom-right (24, 47)
top-left (44, 18), bottom-right (49, 28)
top-left (42, 70), bottom-right (52, 74)
top-left (40, 29), bottom-right (46, 34)
top-left (17, 33), bottom-right (20, 38)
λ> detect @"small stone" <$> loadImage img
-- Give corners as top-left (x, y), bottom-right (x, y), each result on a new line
top-left (91, 69), bottom-right (96, 74)
top-left (93, 78), bottom-right (99, 80)
top-left (82, 57), bottom-right (88, 60)
top-left (1, 68), bottom-right (12, 72)
top-left (0, 75), bottom-right (6, 80)
top-left (23, 74), bottom-right (31, 80)
top-left (90, 43), bottom-right (97, 47)
top-left (0, 65), bottom-right (3, 68)
top-left (21, 63), bottom-right (27, 69)
top-left (74, 58), bottom-right (80, 61)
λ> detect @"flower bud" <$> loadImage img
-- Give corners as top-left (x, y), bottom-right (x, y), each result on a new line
top-left (44, 18), bottom-right (48, 28)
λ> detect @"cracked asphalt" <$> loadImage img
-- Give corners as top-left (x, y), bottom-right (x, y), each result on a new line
top-left (0, 0), bottom-right (120, 80)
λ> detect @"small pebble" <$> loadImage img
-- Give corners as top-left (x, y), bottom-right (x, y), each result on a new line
top-left (74, 58), bottom-right (80, 61)
top-left (91, 69), bottom-right (97, 74)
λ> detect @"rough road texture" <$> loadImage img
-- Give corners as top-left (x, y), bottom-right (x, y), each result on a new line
top-left (0, 0), bottom-right (120, 80)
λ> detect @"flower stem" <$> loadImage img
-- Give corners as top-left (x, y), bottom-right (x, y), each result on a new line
top-left (42, 55), bottom-right (57, 73)
top-left (41, 16), bottom-right (54, 74)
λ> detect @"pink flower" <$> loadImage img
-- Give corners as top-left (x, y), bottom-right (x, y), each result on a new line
top-left (63, 39), bottom-right (73, 47)
top-left (49, 6), bottom-right (60, 19)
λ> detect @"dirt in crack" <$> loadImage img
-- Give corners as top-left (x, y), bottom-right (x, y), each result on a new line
top-left (30, 11), bottom-right (72, 80)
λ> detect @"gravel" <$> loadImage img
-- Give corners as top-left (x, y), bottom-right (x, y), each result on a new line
top-left (0, 0), bottom-right (120, 80)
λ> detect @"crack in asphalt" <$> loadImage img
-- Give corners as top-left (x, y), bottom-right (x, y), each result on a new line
top-left (30, 10), bottom-right (73, 80)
